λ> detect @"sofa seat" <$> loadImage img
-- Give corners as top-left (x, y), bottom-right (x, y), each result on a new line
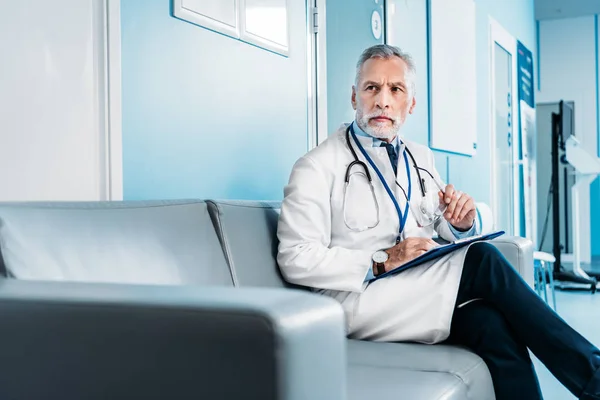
top-left (347, 339), bottom-right (495, 400)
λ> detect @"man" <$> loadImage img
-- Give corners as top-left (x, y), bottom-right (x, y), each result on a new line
top-left (276, 44), bottom-right (600, 399)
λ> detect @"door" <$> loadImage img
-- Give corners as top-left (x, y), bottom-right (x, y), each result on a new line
top-left (490, 19), bottom-right (520, 235)
top-left (492, 42), bottom-right (515, 233)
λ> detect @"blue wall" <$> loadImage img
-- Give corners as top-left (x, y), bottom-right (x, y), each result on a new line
top-left (387, 0), bottom-right (535, 205)
top-left (325, 0), bottom-right (385, 135)
top-left (386, 0), bottom-right (433, 174)
top-left (120, 0), bottom-right (309, 200)
top-left (447, 0), bottom-right (536, 204)
top-left (120, 0), bottom-right (536, 208)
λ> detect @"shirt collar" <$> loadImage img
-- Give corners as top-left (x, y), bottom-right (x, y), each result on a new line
top-left (351, 120), bottom-right (401, 152)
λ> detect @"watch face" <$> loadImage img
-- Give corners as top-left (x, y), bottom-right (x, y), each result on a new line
top-left (372, 250), bottom-right (388, 263)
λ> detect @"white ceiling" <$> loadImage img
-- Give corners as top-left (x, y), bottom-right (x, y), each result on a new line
top-left (535, 0), bottom-right (600, 20)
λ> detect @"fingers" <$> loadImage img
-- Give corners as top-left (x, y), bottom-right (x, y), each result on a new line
top-left (458, 197), bottom-right (476, 222)
top-left (451, 193), bottom-right (469, 223)
top-left (438, 191), bottom-right (446, 208)
top-left (443, 184), bottom-right (455, 204)
top-left (409, 237), bottom-right (437, 252)
top-left (445, 191), bottom-right (460, 216)
top-left (424, 238), bottom-right (438, 249)
top-left (404, 237), bottom-right (436, 245)
top-left (411, 246), bottom-right (431, 258)
top-left (398, 237), bottom-right (438, 262)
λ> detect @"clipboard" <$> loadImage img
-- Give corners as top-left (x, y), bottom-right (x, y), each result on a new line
top-left (373, 230), bottom-right (505, 280)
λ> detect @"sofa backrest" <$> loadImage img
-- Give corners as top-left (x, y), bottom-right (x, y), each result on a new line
top-left (0, 200), bottom-right (234, 287)
top-left (207, 200), bottom-right (297, 289)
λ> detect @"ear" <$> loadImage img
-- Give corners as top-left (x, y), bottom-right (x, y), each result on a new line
top-left (351, 86), bottom-right (357, 110)
top-left (408, 96), bottom-right (416, 114)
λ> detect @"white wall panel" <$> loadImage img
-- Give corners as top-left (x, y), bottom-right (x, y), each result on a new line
top-left (0, 0), bottom-right (108, 201)
top-left (428, 0), bottom-right (477, 156)
top-left (386, 0), bottom-right (429, 146)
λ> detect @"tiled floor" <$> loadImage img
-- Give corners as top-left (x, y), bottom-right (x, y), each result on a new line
top-left (534, 261), bottom-right (600, 399)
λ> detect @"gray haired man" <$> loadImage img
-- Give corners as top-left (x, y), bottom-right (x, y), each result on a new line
top-left (277, 44), bottom-right (600, 399)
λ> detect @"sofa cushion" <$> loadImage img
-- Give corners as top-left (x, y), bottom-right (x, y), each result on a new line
top-left (347, 339), bottom-right (495, 400)
top-left (0, 200), bottom-right (233, 286)
top-left (207, 200), bottom-right (292, 288)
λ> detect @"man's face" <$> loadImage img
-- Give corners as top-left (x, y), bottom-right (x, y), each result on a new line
top-left (351, 57), bottom-right (416, 141)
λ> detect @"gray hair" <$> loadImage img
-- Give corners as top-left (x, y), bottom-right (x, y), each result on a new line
top-left (354, 44), bottom-right (416, 95)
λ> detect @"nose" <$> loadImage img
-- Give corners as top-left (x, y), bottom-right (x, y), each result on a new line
top-left (374, 88), bottom-right (391, 109)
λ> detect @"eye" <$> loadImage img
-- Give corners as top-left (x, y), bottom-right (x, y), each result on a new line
top-left (392, 86), bottom-right (404, 93)
top-left (366, 85), bottom-right (377, 91)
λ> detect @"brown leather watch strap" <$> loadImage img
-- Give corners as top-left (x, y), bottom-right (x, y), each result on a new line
top-left (374, 261), bottom-right (386, 277)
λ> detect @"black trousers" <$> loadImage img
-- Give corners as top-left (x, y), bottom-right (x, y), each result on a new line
top-left (445, 243), bottom-right (600, 400)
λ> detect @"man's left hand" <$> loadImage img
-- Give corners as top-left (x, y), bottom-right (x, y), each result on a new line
top-left (437, 184), bottom-right (476, 231)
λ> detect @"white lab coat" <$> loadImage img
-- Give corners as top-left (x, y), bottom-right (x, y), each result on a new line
top-left (277, 124), bottom-right (479, 344)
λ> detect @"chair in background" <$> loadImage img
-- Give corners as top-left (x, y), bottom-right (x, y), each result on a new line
top-left (533, 251), bottom-right (557, 311)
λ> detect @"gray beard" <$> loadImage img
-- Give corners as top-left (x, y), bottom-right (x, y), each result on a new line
top-left (357, 118), bottom-right (400, 141)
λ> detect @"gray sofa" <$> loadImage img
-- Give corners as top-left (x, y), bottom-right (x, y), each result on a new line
top-left (0, 200), bottom-right (535, 400)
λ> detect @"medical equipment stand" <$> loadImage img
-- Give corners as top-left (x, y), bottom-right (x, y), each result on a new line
top-left (553, 134), bottom-right (600, 293)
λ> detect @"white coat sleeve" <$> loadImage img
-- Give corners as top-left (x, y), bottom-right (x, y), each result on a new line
top-left (426, 149), bottom-right (477, 242)
top-left (277, 156), bottom-right (373, 293)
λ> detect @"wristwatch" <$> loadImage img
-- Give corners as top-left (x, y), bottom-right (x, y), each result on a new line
top-left (372, 250), bottom-right (389, 276)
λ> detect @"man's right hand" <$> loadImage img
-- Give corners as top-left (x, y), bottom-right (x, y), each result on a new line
top-left (381, 237), bottom-right (438, 273)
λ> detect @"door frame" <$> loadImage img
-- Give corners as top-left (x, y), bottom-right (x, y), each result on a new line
top-left (98, 0), bottom-right (123, 200)
top-left (489, 18), bottom-right (520, 233)
top-left (307, 0), bottom-right (329, 148)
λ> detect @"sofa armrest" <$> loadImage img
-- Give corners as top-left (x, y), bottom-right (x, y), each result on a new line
top-left (0, 280), bottom-right (346, 400)
top-left (491, 235), bottom-right (535, 288)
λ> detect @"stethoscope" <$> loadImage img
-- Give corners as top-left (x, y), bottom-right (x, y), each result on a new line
top-left (343, 124), bottom-right (431, 243)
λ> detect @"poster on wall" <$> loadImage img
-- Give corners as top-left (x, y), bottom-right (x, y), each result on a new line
top-left (517, 40), bottom-right (537, 245)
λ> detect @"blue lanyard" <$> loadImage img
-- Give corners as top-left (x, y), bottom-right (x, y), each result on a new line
top-left (350, 127), bottom-right (411, 242)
